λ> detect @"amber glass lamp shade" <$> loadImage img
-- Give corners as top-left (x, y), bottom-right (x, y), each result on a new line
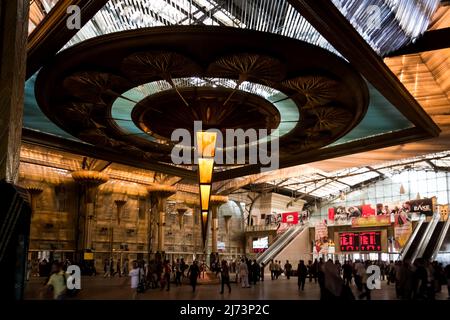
top-left (198, 158), bottom-right (214, 184)
top-left (196, 131), bottom-right (217, 158)
top-left (199, 184), bottom-right (211, 211)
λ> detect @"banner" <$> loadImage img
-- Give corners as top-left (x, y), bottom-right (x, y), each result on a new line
top-left (352, 215), bottom-right (391, 227)
top-left (281, 212), bottom-right (299, 224)
top-left (394, 223), bottom-right (412, 250)
top-left (315, 221), bottom-right (328, 240)
top-left (314, 221), bottom-right (329, 254)
top-left (439, 205), bottom-right (448, 221)
top-left (406, 198), bottom-right (435, 216)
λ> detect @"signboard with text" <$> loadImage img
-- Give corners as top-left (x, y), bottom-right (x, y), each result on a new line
top-left (339, 231), bottom-right (382, 252)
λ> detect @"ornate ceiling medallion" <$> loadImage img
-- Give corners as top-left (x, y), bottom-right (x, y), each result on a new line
top-left (34, 26), bottom-right (369, 170)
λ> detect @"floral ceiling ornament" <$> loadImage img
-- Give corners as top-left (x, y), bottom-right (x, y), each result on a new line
top-left (283, 76), bottom-right (339, 107)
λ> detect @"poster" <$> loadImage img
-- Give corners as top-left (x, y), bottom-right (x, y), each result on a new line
top-left (314, 221), bottom-right (329, 254)
top-left (407, 198), bottom-right (435, 216)
top-left (439, 205), bottom-right (448, 221)
top-left (394, 223), bottom-right (412, 250)
top-left (281, 212), bottom-right (299, 224)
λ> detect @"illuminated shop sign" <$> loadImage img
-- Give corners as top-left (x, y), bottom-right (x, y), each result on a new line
top-left (339, 231), bottom-right (382, 252)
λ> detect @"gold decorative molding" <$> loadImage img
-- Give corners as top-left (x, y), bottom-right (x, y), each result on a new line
top-left (146, 183), bottom-right (176, 198)
top-left (210, 194), bottom-right (229, 205)
top-left (71, 170), bottom-right (109, 186)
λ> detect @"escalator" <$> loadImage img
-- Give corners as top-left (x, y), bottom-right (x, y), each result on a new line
top-left (401, 220), bottom-right (428, 261)
top-left (256, 224), bottom-right (306, 266)
top-left (421, 221), bottom-right (445, 260)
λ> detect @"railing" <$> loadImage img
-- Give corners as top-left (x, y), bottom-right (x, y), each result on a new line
top-left (414, 213), bottom-right (441, 261)
top-left (256, 224), bottom-right (307, 266)
top-left (399, 214), bottom-right (425, 260)
top-left (244, 225), bottom-right (279, 233)
top-left (431, 215), bottom-right (450, 261)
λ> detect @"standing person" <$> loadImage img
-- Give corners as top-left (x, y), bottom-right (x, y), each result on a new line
top-left (444, 263), bottom-right (450, 299)
top-left (277, 261), bottom-right (283, 279)
top-left (260, 262), bottom-right (265, 282)
top-left (318, 258), bottom-right (325, 297)
top-left (284, 260), bottom-right (292, 280)
top-left (312, 259), bottom-right (319, 283)
top-left (251, 260), bottom-right (260, 285)
top-left (219, 260), bottom-right (232, 294)
top-left (122, 259), bottom-right (129, 276)
top-left (322, 259), bottom-right (344, 300)
top-left (238, 259), bottom-right (250, 288)
top-left (343, 261), bottom-right (353, 286)
top-left (45, 262), bottom-right (67, 300)
top-left (162, 260), bottom-right (171, 291)
top-left (187, 260), bottom-right (201, 292)
top-left (103, 259), bottom-right (110, 278)
top-left (175, 258), bottom-right (182, 287)
top-left (246, 258), bottom-right (252, 285)
top-left (116, 260), bottom-right (121, 277)
top-left (358, 262), bottom-right (372, 300)
top-left (180, 258), bottom-right (187, 280)
top-left (129, 261), bottom-right (144, 300)
top-left (307, 260), bottom-right (313, 282)
top-left (26, 260), bottom-right (32, 281)
top-left (269, 260), bottom-right (276, 280)
top-left (109, 258), bottom-right (115, 278)
top-left (354, 260), bottom-right (365, 292)
top-left (297, 260), bottom-right (308, 291)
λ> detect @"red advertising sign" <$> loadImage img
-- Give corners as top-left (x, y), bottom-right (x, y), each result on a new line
top-left (281, 212), bottom-right (299, 224)
top-left (328, 207), bottom-right (335, 222)
top-left (339, 231), bottom-right (382, 252)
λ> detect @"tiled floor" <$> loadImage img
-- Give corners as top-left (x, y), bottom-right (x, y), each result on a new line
top-left (24, 275), bottom-right (449, 300)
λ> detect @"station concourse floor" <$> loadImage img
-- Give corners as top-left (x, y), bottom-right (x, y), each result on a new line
top-left (24, 274), bottom-right (449, 300)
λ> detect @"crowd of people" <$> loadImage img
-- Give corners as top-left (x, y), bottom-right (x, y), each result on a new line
top-left (31, 254), bottom-right (450, 301)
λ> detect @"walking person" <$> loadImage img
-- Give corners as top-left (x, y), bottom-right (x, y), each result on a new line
top-left (45, 262), bottom-right (67, 300)
top-left (162, 260), bottom-right (171, 291)
top-left (103, 259), bottom-right (110, 278)
top-left (297, 260), bottom-right (308, 291)
top-left (187, 260), bottom-right (201, 292)
top-left (238, 259), bottom-right (250, 288)
top-left (260, 262), bottom-right (265, 282)
top-left (219, 260), bottom-right (232, 294)
top-left (444, 263), bottom-right (450, 299)
top-left (175, 258), bottom-right (182, 287)
top-left (269, 260), bottom-right (276, 280)
top-left (343, 261), bottom-right (353, 286)
top-left (129, 261), bottom-right (144, 300)
top-left (307, 260), bottom-right (313, 282)
top-left (284, 260), bottom-right (292, 280)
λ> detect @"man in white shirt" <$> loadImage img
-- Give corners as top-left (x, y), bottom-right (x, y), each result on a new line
top-left (129, 261), bottom-right (143, 299)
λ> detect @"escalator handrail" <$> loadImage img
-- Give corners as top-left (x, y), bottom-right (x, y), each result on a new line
top-left (256, 227), bottom-right (294, 261)
top-left (413, 213), bottom-right (440, 261)
top-left (256, 225), bottom-right (298, 261)
top-left (257, 224), bottom-right (306, 265)
top-left (431, 214), bottom-right (450, 261)
top-left (400, 214), bottom-right (424, 260)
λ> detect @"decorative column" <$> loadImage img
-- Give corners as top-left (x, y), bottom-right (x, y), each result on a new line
top-left (26, 184), bottom-right (43, 217)
top-left (147, 184), bottom-right (176, 254)
top-left (176, 208), bottom-right (188, 230)
top-left (114, 199), bottom-right (127, 226)
top-left (71, 170), bottom-right (109, 252)
top-left (0, 0), bottom-right (29, 184)
top-left (210, 195), bottom-right (228, 255)
top-left (223, 214), bottom-right (232, 234)
top-left (114, 199), bottom-right (127, 263)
